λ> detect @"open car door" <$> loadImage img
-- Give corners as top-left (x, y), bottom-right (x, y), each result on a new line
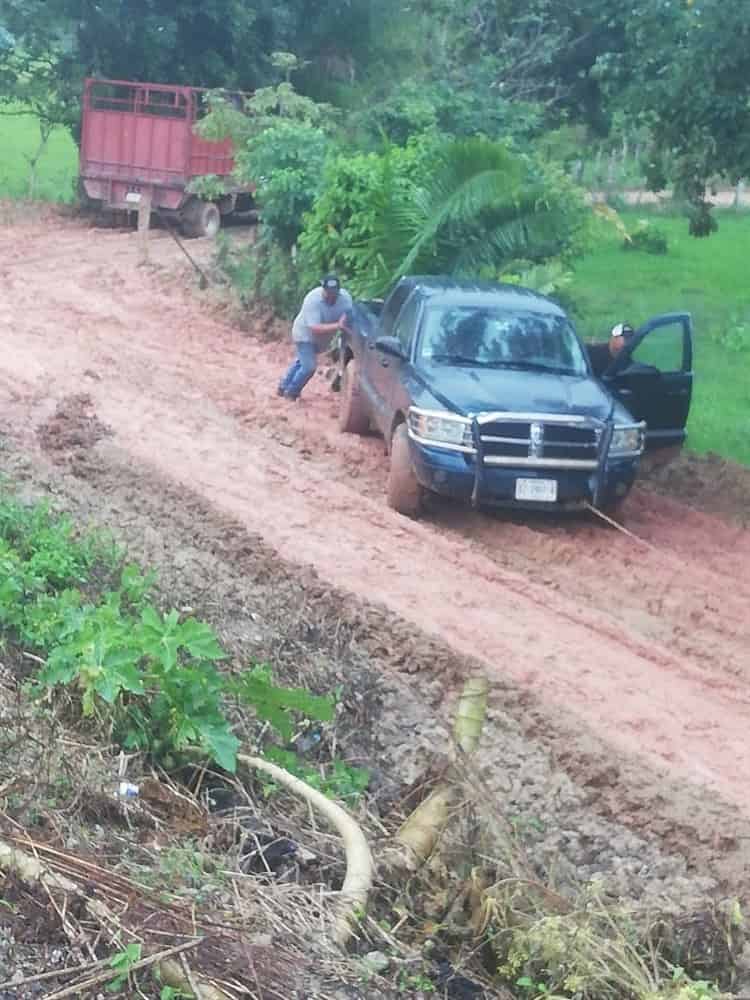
top-left (604, 313), bottom-right (693, 452)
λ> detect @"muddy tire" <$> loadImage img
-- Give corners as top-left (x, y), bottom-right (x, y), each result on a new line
top-left (338, 359), bottom-right (369, 434)
top-left (387, 423), bottom-right (424, 517)
top-left (181, 199), bottom-right (221, 239)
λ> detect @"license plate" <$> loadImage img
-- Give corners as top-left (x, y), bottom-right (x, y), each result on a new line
top-left (515, 478), bottom-right (558, 502)
top-left (125, 191), bottom-right (142, 204)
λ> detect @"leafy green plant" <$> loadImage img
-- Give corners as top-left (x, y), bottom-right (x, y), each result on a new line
top-left (0, 494), bottom-right (344, 776)
top-left (263, 746), bottom-right (370, 802)
top-left (255, 237), bottom-right (305, 317)
top-left (301, 136), bottom-right (589, 298)
top-left (516, 976), bottom-right (551, 997)
top-left (710, 315), bottom-right (750, 354)
top-left (398, 969), bottom-right (436, 993)
top-left (160, 988), bottom-right (189, 1000)
top-left (299, 138), bottom-right (435, 294)
top-left (106, 942), bottom-right (141, 992)
top-left (623, 221), bottom-right (669, 255)
top-left (159, 988), bottom-right (189, 1000)
top-left (228, 665), bottom-right (334, 739)
top-left (186, 174), bottom-right (231, 200)
top-left (235, 120), bottom-right (329, 251)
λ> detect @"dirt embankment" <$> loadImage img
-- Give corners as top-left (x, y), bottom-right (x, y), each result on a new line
top-left (1, 212), bottom-right (750, 912)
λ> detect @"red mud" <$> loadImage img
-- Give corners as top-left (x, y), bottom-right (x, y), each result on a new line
top-left (1, 215), bottom-right (749, 822)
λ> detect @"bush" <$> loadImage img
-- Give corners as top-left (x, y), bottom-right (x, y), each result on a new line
top-left (710, 314), bottom-right (750, 354)
top-left (0, 494), bottom-right (338, 774)
top-left (298, 138), bottom-right (436, 293)
top-left (623, 220), bottom-right (669, 255)
top-left (501, 259), bottom-right (580, 316)
top-left (255, 238), bottom-right (305, 318)
top-left (300, 138), bottom-right (590, 298)
top-left (354, 72), bottom-right (543, 147)
top-left (688, 200), bottom-right (719, 238)
top-left (213, 234), bottom-right (303, 320)
top-left (235, 120), bottom-right (330, 252)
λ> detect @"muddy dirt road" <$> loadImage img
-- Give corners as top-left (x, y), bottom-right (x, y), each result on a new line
top-left (1, 212), bottom-right (750, 885)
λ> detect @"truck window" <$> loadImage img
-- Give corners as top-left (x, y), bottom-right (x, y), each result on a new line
top-left (380, 284), bottom-right (412, 339)
top-left (89, 82), bottom-right (138, 113)
top-left (630, 321), bottom-right (688, 373)
top-left (392, 294), bottom-right (421, 354)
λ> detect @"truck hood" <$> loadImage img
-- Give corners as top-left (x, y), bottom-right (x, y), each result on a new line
top-left (416, 364), bottom-right (614, 421)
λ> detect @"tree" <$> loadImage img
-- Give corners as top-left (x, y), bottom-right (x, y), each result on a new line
top-left (0, 0), bottom-right (348, 141)
top-left (301, 137), bottom-right (590, 297)
top-left (622, 0), bottom-right (750, 230)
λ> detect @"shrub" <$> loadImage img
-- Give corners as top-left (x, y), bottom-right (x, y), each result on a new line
top-left (710, 314), bottom-right (750, 354)
top-left (623, 220), bottom-right (669, 255)
top-left (300, 137), bottom-right (590, 298)
top-left (0, 494), bottom-right (338, 774)
top-left (235, 120), bottom-right (329, 252)
top-left (298, 138), bottom-right (436, 293)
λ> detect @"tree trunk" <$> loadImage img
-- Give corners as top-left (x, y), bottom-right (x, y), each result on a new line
top-left (26, 119), bottom-right (54, 200)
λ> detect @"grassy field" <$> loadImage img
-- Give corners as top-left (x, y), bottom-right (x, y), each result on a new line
top-left (0, 110), bottom-right (78, 202)
top-left (571, 209), bottom-right (750, 465)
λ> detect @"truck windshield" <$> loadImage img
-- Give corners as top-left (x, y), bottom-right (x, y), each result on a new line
top-left (418, 305), bottom-right (589, 376)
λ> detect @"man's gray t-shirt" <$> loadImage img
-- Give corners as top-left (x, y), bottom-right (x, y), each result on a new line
top-left (292, 287), bottom-right (353, 345)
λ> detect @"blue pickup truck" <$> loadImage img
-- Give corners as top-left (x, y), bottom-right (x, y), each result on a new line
top-left (337, 276), bottom-right (693, 517)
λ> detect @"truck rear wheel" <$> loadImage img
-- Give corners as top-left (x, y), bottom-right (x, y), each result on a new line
top-left (181, 199), bottom-right (221, 239)
top-left (338, 358), bottom-right (369, 434)
top-left (387, 423), bottom-right (424, 517)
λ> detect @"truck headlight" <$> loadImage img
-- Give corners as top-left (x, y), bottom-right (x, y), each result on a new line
top-left (408, 408), bottom-right (472, 449)
top-left (609, 423), bottom-right (645, 457)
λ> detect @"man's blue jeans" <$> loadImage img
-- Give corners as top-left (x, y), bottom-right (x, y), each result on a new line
top-left (279, 341), bottom-right (318, 399)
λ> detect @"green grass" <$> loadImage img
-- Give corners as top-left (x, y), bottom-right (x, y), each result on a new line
top-left (0, 109), bottom-right (78, 202)
top-left (571, 209), bottom-right (750, 465)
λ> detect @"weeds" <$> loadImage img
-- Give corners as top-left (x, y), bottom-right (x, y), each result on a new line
top-left (710, 312), bottom-right (750, 354)
top-left (623, 220), bottom-right (669, 255)
top-left (262, 746), bottom-right (370, 802)
top-left (0, 491), bottom-right (355, 787)
top-left (107, 943), bottom-right (142, 993)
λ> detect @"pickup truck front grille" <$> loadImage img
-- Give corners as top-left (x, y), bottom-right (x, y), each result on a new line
top-left (476, 414), bottom-right (602, 469)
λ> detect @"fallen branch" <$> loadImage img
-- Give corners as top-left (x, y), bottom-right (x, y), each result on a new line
top-left (394, 676), bottom-right (489, 870)
top-left (0, 957), bottom-right (110, 992)
top-left (238, 753), bottom-right (373, 948)
top-left (42, 940), bottom-right (203, 1000)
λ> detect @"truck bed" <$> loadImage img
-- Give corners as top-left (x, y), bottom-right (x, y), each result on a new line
top-left (79, 77), bottom-right (244, 212)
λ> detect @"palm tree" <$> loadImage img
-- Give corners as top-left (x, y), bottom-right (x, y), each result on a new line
top-left (348, 137), bottom-right (585, 297)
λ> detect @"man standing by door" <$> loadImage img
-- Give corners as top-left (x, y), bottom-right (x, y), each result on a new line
top-left (587, 322), bottom-right (635, 377)
top-left (278, 275), bottom-right (353, 400)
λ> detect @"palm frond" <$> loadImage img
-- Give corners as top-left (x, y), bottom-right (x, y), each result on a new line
top-left (395, 139), bottom-right (527, 279)
top-left (341, 136), bottom-right (586, 294)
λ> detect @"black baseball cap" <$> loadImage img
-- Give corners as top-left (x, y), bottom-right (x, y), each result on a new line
top-left (321, 274), bottom-right (341, 291)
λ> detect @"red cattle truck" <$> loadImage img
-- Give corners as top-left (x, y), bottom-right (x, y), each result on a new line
top-left (79, 77), bottom-right (253, 238)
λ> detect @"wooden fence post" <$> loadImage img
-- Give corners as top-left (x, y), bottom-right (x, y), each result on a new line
top-left (137, 187), bottom-right (153, 263)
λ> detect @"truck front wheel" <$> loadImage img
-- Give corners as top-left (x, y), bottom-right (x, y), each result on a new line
top-left (338, 358), bottom-right (370, 434)
top-left (387, 423), bottom-right (424, 517)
